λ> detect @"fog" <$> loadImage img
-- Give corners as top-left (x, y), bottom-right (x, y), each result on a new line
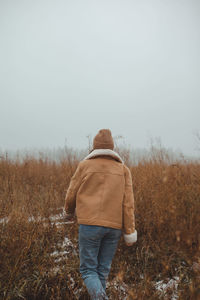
top-left (0, 0), bottom-right (200, 157)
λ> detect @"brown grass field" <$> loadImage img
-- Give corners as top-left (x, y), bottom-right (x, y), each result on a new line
top-left (0, 148), bottom-right (200, 299)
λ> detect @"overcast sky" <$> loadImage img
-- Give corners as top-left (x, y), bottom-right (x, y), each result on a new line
top-left (0, 0), bottom-right (200, 156)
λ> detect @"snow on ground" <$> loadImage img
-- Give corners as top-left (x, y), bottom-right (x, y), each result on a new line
top-left (50, 237), bottom-right (77, 259)
top-left (49, 212), bottom-right (75, 226)
top-left (0, 217), bottom-right (9, 224)
top-left (0, 206), bottom-right (74, 225)
top-left (48, 234), bottom-right (84, 296)
top-left (1, 210), bottom-right (193, 299)
top-left (0, 207), bottom-right (74, 226)
top-left (28, 212), bottom-right (74, 226)
top-left (49, 235), bottom-right (78, 275)
top-left (154, 276), bottom-right (180, 300)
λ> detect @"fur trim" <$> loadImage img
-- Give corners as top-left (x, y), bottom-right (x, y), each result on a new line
top-left (124, 230), bottom-right (137, 244)
top-left (83, 149), bottom-right (124, 163)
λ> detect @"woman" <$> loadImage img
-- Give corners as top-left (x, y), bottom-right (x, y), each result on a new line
top-left (64, 129), bottom-right (137, 300)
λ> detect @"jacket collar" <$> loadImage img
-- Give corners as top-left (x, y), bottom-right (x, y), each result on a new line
top-left (83, 149), bottom-right (124, 163)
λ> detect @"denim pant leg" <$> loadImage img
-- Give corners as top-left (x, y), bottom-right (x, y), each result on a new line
top-left (97, 228), bottom-right (122, 290)
top-left (79, 225), bottom-right (108, 300)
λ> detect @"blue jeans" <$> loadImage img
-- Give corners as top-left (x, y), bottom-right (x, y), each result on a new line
top-left (79, 224), bottom-right (121, 300)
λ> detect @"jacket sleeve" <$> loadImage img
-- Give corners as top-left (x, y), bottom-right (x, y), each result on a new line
top-left (64, 163), bottom-right (83, 215)
top-left (123, 165), bottom-right (136, 235)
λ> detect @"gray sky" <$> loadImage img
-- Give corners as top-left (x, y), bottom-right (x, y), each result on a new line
top-left (0, 0), bottom-right (200, 156)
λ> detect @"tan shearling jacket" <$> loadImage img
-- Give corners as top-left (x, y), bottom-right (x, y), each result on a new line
top-left (64, 149), bottom-right (136, 236)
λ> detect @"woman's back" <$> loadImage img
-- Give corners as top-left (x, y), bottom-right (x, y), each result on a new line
top-left (76, 154), bottom-right (126, 229)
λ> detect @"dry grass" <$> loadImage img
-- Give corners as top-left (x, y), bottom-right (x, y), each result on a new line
top-left (0, 150), bottom-right (200, 299)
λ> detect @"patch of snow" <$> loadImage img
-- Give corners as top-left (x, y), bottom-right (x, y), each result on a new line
top-left (0, 217), bottom-right (9, 224)
top-left (54, 220), bottom-right (74, 227)
top-left (50, 266), bottom-right (60, 275)
top-left (67, 274), bottom-right (84, 297)
top-left (49, 213), bottom-right (64, 222)
top-left (155, 276), bottom-right (179, 300)
top-left (49, 236), bottom-right (77, 275)
top-left (50, 250), bottom-right (69, 257)
top-left (28, 216), bottom-right (44, 222)
top-left (69, 276), bottom-right (75, 289)
top-left (28, 212), bottom-right (75, 227)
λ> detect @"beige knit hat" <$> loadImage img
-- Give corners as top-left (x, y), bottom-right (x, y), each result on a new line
top-left (93, 129), bottom-right (114, 150)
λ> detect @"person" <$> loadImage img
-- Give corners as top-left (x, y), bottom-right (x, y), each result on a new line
top-left (64, 129), bottom-right (137, 300)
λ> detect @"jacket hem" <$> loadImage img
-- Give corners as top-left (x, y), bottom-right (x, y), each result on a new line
top-left (77, 218), bottom-right (122, 230)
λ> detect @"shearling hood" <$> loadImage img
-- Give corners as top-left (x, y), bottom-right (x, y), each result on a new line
top-left (83, 149), bottom-right (124, 164)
